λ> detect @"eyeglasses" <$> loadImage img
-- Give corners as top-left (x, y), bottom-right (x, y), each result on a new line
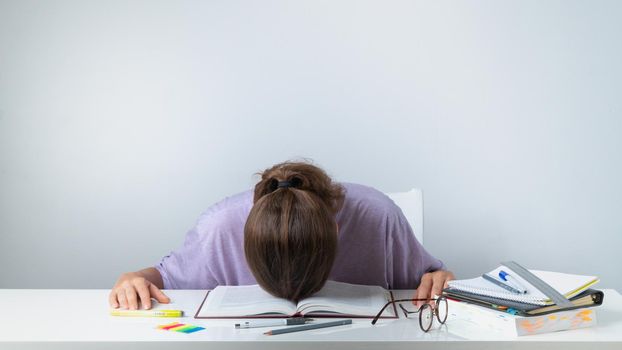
top-left (371, 296), bottom-right (448, 332)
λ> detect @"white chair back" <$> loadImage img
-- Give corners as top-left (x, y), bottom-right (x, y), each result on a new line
top-left (385, 188), bottom-right (424, 245)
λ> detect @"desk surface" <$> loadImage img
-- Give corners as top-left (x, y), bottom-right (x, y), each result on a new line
top-left (1, 289), bottom-right (621, 349)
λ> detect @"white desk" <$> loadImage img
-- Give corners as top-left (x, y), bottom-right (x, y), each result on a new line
top-left (0, 289), bottom-right (621, 349)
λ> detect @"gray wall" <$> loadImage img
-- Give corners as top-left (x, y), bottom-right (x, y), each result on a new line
top-left (1, 0), bottom-right (621, 291)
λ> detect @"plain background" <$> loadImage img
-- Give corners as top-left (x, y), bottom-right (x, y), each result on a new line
top-left (1, 0), bottom-right (620, 291)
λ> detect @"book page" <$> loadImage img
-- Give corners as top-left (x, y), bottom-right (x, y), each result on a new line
top-left (296, 281), bottom-right (395, 317)
top-left (529, 270), bottom-right (599, 299)
top-left (447, 273), bottom-right (547, 305)
top-left (196, 285), bottom-right (297, 317)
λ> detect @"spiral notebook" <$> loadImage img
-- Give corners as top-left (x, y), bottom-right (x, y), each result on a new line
top-left (447, 265), bottom-right (599, 306)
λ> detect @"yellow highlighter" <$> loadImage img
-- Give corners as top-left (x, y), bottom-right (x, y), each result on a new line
top-left (110, 309), bottom-right (183, 317)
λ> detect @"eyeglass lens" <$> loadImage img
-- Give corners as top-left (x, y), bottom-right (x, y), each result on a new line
top-left (436, 297), bottom-right (448, 324)
top-left (419, 303), bottom-right (434, 332)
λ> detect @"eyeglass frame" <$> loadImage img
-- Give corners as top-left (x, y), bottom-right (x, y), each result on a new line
top-left (370, 296), bottom-right (448, 332)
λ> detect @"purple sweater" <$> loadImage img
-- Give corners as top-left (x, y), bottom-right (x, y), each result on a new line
top-left (155, 183), bottom-right (445, 290)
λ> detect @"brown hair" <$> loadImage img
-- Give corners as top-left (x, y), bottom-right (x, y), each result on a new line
top-left (244, 161), bottom-right (345, 302)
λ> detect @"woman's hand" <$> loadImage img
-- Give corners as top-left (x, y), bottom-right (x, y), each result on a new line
top-left (414, 270), bottom-right (455, 307)
top-left (109, 270), bottom-right (170, 310)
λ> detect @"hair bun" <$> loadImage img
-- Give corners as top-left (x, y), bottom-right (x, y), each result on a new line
top-left (267, 175), bottom-right (306, 193)
top-left (253, 161), bottom-right (344, 214)
top-left (268, 178), bottom-right (279, 192)
top-left (288, 176), bottom-right (303, 188)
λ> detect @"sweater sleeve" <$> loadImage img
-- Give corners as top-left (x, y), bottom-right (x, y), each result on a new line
top-left (154, 225), bottom-right (218, 290)
top-left (386, 207), bottom-right (445, 289)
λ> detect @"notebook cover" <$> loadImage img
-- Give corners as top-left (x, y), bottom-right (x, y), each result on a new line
top-left (194, 290), bottom-right (399, 319)
top-left (443, 288), bottom-right (603, 317)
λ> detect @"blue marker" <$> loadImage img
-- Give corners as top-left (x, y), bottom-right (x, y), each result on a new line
top-left (482, 273), bottom-right (521, 294)
top-left (499, 271), bottom-right (528, 294)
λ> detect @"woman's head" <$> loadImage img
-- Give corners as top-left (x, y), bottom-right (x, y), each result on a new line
top-left (244, 161), bottom-right (344, 302)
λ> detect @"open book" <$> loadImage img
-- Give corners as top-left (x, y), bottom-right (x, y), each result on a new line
top-left (195, 280), bottom-right (396, 319)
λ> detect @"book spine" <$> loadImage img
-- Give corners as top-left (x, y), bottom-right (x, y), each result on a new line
top-left (448, 299), bottom-right (517, 336)
top-left (514, 308), bottom-right (597, 336)
top-left (448, 299), bottom-right (598, 337)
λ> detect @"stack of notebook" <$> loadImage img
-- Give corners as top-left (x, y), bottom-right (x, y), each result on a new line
top-left (443, 261), bottom-right (603, 336)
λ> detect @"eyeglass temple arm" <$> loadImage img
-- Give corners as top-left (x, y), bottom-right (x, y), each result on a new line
top-left (371, 299), bottom-right (427, 325)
